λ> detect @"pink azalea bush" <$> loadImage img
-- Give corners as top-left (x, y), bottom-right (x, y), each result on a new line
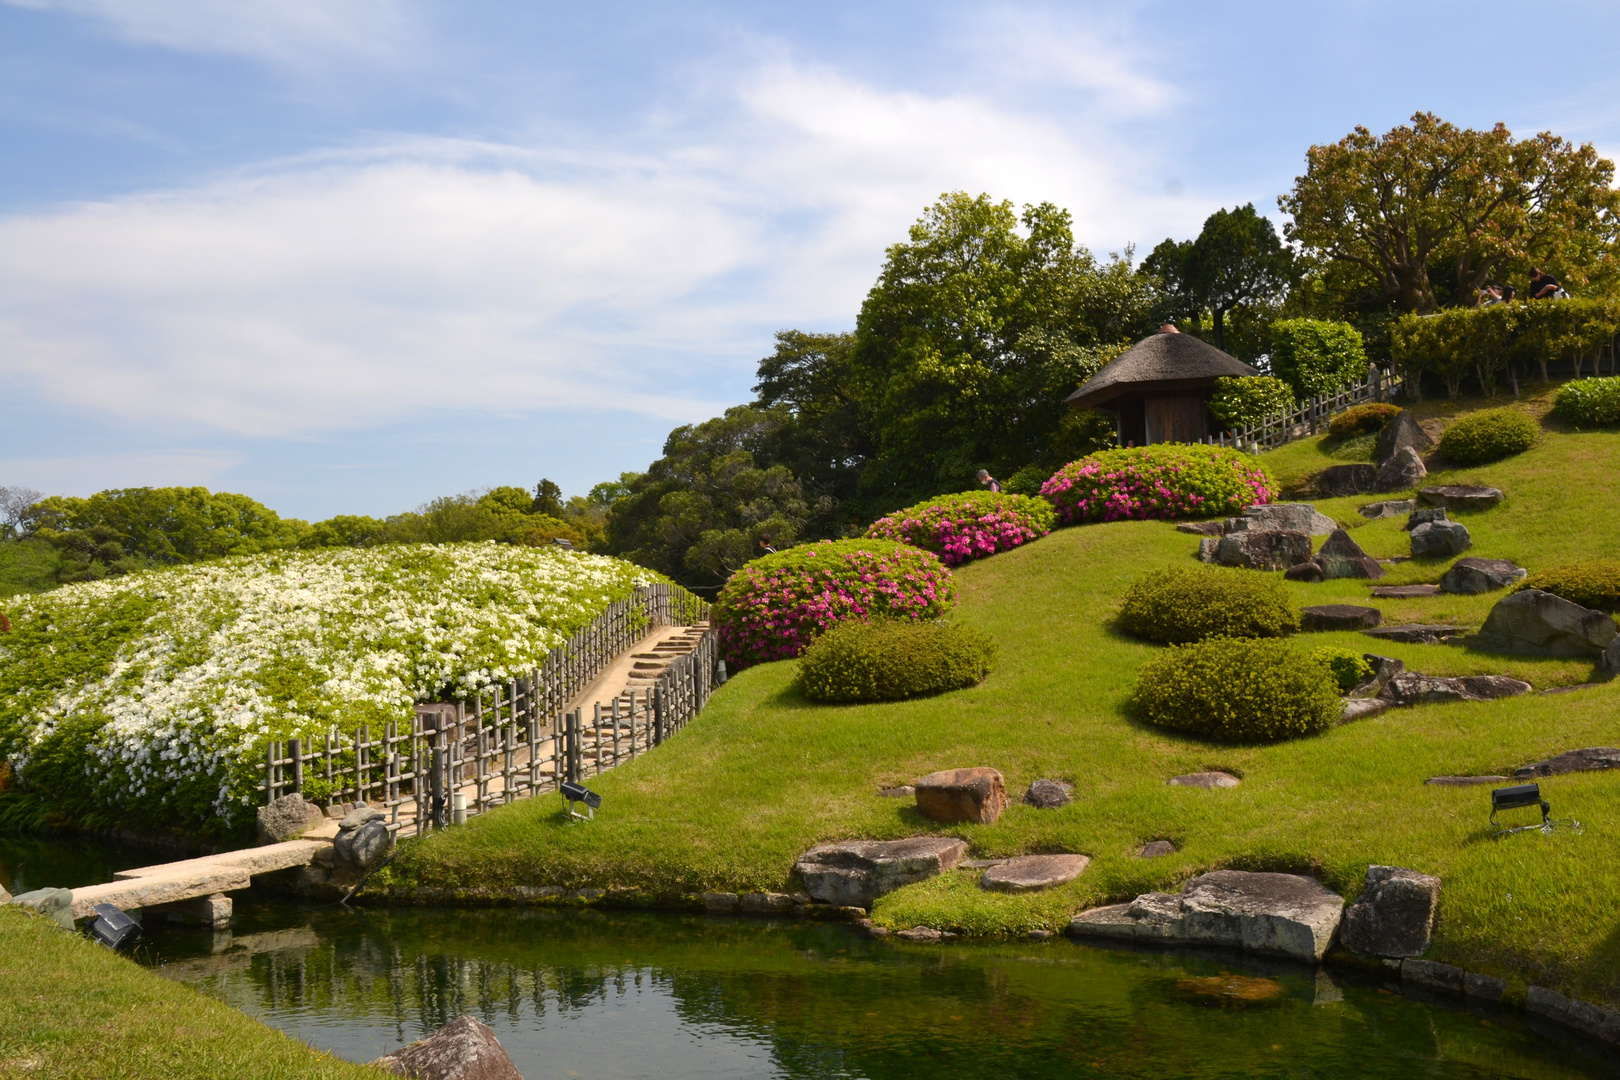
top-left (714, 539), bottom-right (956, 670)
top-left (1041, 445), bottom-right (1275, 525)
top-left (864, 491), bottom-right (1056, 566)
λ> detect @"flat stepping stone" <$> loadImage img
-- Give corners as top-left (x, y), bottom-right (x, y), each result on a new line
top-left (1513, 747), bottom-right (1620, 778)
top-left (959, 858), bottom-right (1006, 869)
top-left (980, 854), bottom-right (1090, 892)
top-left (1371, 584), bottom-right (1442, 598)
top-left (1542, 683), bottom-right (1604, 695)
top-left (1360, 499), bottom-right (1416, 520)
top-left (1425, 775), bottom-right (1509, 786)
top-left (877, 785), bottom-right (914, 798)
top-left (1302, 604), bottom-right (1381, 631)
top-left (1362, 624), bottom-right (1468, 644)
top-left (1139, 840), bottom-right (1176, 858)
top-left (1168, 771), bottom-right (1239, 789)
top-left (1176, 521), bottom-right (1225, 536)
top-left (795, 837), bottom-right (969, 907)
top-left (1340, 698), bottom-right (1389, 723)
top-left (1420, 485), bottom-right (1504, 511)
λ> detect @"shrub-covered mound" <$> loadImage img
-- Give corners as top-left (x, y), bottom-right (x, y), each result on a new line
top-left (796, 619), bottom-right (996, 703)
top-left (1516, 560), bottom-right (1620, 613)
top-left (0, 543), bottom-right (661, 834)
top-left (1554, 377), bottom-right (1620, 427)
top-left (1041, 445), bottom-right (1275, 525)
top-left (714, 540), bottom-right (956, 670)
top-left (1328, 402), bottom-right (1402, 440)
top-left (1438, 408), bottom-right (1539, 465)
top-left (1131, 638), bottom-right (1342, 743)
top-left (1312, 647), bottom-right (1374, 692)
top-left (865, 491), bottom-right (1055, 565)
top-left (1118, 567), bottom-right (1299, 644)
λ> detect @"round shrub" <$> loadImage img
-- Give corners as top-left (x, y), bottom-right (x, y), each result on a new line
top-left (1311, 647), bottom-right (1374, 692)
top-left (796, 619), bottom-right (996, 703)
top-left (1131, 638), bottom-right (1342, 743)
top-left (1004, 464), bottom-right (1048, 497)
top-left (1553, 377), bottom-right (1620, 427)
top-left (1041, 445), bottom-right (1275, 525)
top-left (1328, 402), bottom-right (1402, 441)
top-left (1118, 567), bottom-right (1299, 644)
top-left (865, 491), bottom-right (1055, 566)
top-left (1516, 560), bottom-right (1620, 613)
top-left (1437, 408), bottom-right (1538, 465)
top-left (713, 540), bottom-right (956, 669)
top-left (1207, 376), bottom-right (1296, 429)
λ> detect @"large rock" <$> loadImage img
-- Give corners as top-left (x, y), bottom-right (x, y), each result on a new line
top-left (794, 837), bottom-right (968, 907)
top-left (1419, 485), bottom-right (1504, 511)
top-left (1405, 506), bottom-right (1449, 530)
top-left (11, 887), bottom-right (75, 929)
top-left (1602, 638), bottom-right (1620, 680)
top-left (1283, 561), bottom-right (1325, 582)
top-left (1301, 604), bottom-right (1381, 631)
top-left (1359, 499), bottom-right (1416, 520)
top-left (1440, 557), bottom-right (1526, 595)
top-left (1341, 866), bottom-right (1442, 959)
top-left (334, 817), bottom-right (395, 871)
top-left (980, 854), bottom-right (1090, 893)
top-left (1224, 503), bottom-right (1337, 537)
top-left (1168, 771), bottom-right (1240, 789)
top-left (1374, 447), bottom-right (1427, 493)
top-left (1410, 519), bottom-right (1471, 557)
top-left (1176, 520), bottom-right (1225, 536)
top-left (1377, 672), bottom-right (1531, 706)
top-left (1313, 529), bottom-right (1385, 579)
top-left (1023, 779), bottom-right (1073, 809)
top-left (371, 1016), bottom-right (522, 1080)
top-left (1067, 870), bottom-right (1344, 963)
top-left (1474, 589), bottom-right (1619, 658)
top-left (255, 794), bottom-right (324, 844)
top-left (915, 767), bottom-right (1008, 824)
top-left (1316, 464), bottom-right (1377, 497)
top-left (1216, 529), bottom-right (1312, 572)
top-left (1374, 410), bottom-right (1433, 463)
top-left (1514, 747), bottom-right (1620, 778)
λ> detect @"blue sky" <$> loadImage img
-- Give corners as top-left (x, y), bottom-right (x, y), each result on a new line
top-left (5, 1), bottom-right (1620, 521)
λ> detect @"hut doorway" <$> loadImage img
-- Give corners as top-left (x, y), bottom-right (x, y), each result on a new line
top-left (1115, 397), bottom-right (1146, 447)
top-left (1144, 393), bottom-right (1209, 444)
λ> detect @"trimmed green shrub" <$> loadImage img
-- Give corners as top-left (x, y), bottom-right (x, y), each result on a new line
top-left (1516, 561), bottom-right (1620, 613)
top-left (1328, 402), bottom-right (1402, 440)
top-left (1042, 445), bottom-right (1276, 525)
top-left (796, 619), bottom-right (996, 703)
top-left (1437, 407), bottom-right (1538, 465)
top-left (1207, 376), bottom-right (1296, 429)
top-left (865, 491), bottom-right (1054, 565)
top-left (1311, 647), bottom-right (1374, 692)
top-left (1004, 464), bottom-right (1048, 497)
top-left (1554, 377), bottom-right (1620, 427)
top-left (1131, 638), bottom-right (1342, 743)
top-left (1269, 319), bottom-right (1367, 398)
top-left (1118, 567), bottom-right (1299, 644)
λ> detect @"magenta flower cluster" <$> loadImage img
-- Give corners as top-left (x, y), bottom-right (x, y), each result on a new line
top-left (713, 539), bottom-right (957, 670)
top-left (865, 491), bottom-right (1056, 566)
top-left (1040, 445), bottom-right (1276, 525)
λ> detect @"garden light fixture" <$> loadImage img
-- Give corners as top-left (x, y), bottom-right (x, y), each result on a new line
top-left (561, 780), bottom-right (601, 821)
top-left (88, 903), bottom-right (141, 950)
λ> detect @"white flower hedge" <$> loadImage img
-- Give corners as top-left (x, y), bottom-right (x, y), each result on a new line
top-left (0, 543), bottom-right (660, 835)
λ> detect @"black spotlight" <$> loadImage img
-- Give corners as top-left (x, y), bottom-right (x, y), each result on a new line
top-left (560, 780), bottom-right (601, 821)
top-left (1491, 783), bottom-right (1551, 836)
top-left (88, 903), bottom-right (141, 950)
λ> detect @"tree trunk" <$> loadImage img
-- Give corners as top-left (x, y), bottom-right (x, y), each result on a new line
top-left (1212, 307), bottom-right (1226, 352)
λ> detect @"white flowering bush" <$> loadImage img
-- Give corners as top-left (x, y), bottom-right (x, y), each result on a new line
top-left (0, 543), bottom-right (661, 836)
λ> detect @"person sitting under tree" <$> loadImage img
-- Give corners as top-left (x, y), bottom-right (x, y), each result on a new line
top-left (976, 469), bottom-right (1001, 493)
top-left (1529, 267), bottom-right (1565, 300)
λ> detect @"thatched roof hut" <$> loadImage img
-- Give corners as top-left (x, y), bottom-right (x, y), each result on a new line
top-left (1065, 328), bottom-right (1257, 445)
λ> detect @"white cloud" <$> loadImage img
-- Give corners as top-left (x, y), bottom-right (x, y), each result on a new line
top-left (2, 0), bottom-right (411, 64)
top-left (0, 449), bottom-right (243, 492)
top-left (0, 56), bottom-right (1208, 440)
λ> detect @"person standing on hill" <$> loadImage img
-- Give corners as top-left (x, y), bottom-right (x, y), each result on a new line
top-left (976, 469), bottom-right (1002, 493)
top-left (1529, 267), bottom-right (1564, 299)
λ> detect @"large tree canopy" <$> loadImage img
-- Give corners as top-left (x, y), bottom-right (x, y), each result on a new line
top-left (1145, 203), bottom-right (1294, 354)
top-left (1281, 112), bottom-right (1620, 314)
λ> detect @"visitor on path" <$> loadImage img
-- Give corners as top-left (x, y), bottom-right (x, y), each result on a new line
top-left (977, 469), bottom-right (1001, 493)
top-left (1528, 268), bottom-right (1565, 300)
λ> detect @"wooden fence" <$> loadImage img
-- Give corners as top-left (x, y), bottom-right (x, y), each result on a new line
top-left (256, 582), bottom-right (717, 837)
top-left (1201, 368), bottom-right (1404, 453)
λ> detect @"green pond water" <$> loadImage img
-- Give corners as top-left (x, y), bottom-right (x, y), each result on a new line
top-left (4, 836), bottom-right (1618, 1079)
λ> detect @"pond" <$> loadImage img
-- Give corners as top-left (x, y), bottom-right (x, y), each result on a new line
top-left (4, 836), bottom-right (1617, 1079)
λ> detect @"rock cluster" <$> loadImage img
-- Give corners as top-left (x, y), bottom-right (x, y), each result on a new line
top-left (1375, 446), bottom-right (1428, 492)
top-left (1224, 503), bottom-right (1337, 536)
top-left (371, 1015), bottom-right (523, 1080)
top-left (794, 837), bottom-right (968, 907)
top-left (1214, 529), bottom-right (1312, 571)
top-left (1341, 865), bottom-right (1441, 959)
top-left (1374, 410), bottom-right (1433, 463)
top-left (334, 806), bottom-right (395, 871)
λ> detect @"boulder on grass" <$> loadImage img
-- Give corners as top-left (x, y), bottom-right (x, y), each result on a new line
top-left (1362, 624), bottom-right (1468, 645)
top-left (1405, 506), bottom-right (1449, 530)
top-left (1377, 672), bottom-right (1531, 706)
top-left (794, 837), bottom-right (969, 907)
top-left (1359, 499), bottom-right (1416, 520)
top-left (1317, 464), bottom-right (1377, 497)
top-left (256, 793), bottom-right (324, 844)
top-left (1474, 589), bottom-right (1619, 658)
top-left (915, 767), bottom-right (1008, 824)
top-left (1168, 771), bottom-right (1240, 789)
top-left (1374, 410), bottom-right (1433, 463)
top-left (1216, 529), bottom-right (1312, 572)
top-left (1023, 779), bottom-right (1073, 809)
top-left (1341, 866), bottom-right (1441, 959)
top-left (1439, 557), bottom-right (1526, 595)
top-left (334, 812), bottom-right (395, 871)
top-left (1314, 529), bottom-right (1386, 579)
top-left (981, 854), bottom-right (1090, 893)
top-left (1513, 747), bottom-right (1620, 778)
top-left (1410, 519), bottom-right (1471, 558)
top-left (1224, 503), bottom-right (1338, 536)
top-left (371, 1016), bottom-right (522, 1080)
top-left (11, 888), bottom-right (75, 930)
top-left (1301, 604), bottom-right (1381, 631)
top-left (1196, 537), bottom-right (1220, 563)
top-left (1284, 561), bottom-right (1325, 582)
top-left (1374, 447), bottom-right (1427, 493)
top-left (1419, 485), bottom-right (1504, 511)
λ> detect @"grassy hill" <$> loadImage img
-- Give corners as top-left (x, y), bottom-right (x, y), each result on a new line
top-left (389, 391), bottom-right (1620, 1009)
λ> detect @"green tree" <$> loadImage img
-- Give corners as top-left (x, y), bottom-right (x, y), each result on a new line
top-left (752, 330), bottom-right (872, 525)
top-left (530, 479), bottom-right (564, 518)
top-left (1145, 205), bottom-right (1293, 355)
top-left (299, 515), bottom-right (388, 549)
top-left (1281, 112), bottom-right (1620, 314)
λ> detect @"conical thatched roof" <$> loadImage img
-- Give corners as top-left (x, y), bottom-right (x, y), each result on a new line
top-left (1065, 331), bottom-right (1257, 409)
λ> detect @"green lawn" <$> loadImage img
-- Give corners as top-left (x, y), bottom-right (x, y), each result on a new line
top-left (0, 907), bottom-right (384, 1079)
top-left (388, 396), bottom-right (1620, 1009)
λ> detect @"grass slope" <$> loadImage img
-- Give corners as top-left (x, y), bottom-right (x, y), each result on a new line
top-left (0, 908), bottom-right (383, 1079)
top-left (390, 401), bottom-right (1620, 1009)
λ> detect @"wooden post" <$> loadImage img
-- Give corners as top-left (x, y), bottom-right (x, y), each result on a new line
top-left (289, 737), bottom-right (303, 795)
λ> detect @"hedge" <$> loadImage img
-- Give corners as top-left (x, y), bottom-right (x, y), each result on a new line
top-left (1118, 567), bottom-right (1299, 644)
top-left (1207, 376), bottom-right (1296, 430)
top-left (1269, 319), bottom-right (1368, 398)
top-left (865, 491), bottom-right (1054, 566)
top-left (795, 619), bottom-right (996, 703)
top-left (712, 540), bottom-right (956, 669)
top-left (1131, 638), bottom-right (1343, 743)
top-left (1390, 298), bottom-right (1620, 399)
top-left (1327, 402), bottom-right (1402, 440)
top-left (1515, 561), bottom-right (1620, 613)
top-left (1041, 445), bottom-right (1275, 525)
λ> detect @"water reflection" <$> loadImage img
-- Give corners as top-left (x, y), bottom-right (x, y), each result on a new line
top-left (132, 898), bottom-right (1617, 1080)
